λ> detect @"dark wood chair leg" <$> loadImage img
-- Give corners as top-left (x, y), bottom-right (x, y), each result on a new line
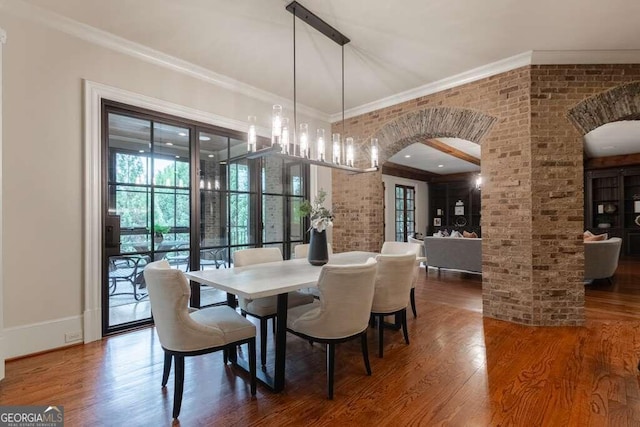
top-left (378, 315), bottom-right (384, 358)
top-left (161, 352), bottom-right (172, 387)
top-left (260, 318), bottom-right (267, 367)
top-left (327, 343), bottom-right (335, 399)
top-left (361, 332), bottom-right (371, 375)
top-left (410, 288), bottom-right (417, 318)
top-left (249, 338), bottom-right (257, 395)
top-left (272, 317), bottom-right (276, 333)
top-left (172, 355), bottom-right (185, 419)
top-left (401, 309), bottom-right (410, 345)
top-left (223, 347), bottom-right (228, 364)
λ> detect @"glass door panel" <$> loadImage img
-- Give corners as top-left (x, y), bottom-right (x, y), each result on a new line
top-left (104, 112), bottom-right (191, 333)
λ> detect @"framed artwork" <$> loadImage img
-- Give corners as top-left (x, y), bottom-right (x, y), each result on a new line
top-left (434, 218), bottom-right (441, 226)
top-left (454, 206), bottom-right (464, 215)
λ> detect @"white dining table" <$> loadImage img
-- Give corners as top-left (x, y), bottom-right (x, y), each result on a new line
top-left (185, 251), bottom-right (378, 392)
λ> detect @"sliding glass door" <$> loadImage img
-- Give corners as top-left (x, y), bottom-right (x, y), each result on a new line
top-left (102, 102), bottom-right (309, 334)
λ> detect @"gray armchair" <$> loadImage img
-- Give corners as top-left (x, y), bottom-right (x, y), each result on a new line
top-left (584, 237), bottom-right (622, 283)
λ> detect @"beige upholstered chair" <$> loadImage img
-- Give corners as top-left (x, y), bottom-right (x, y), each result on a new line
top-left (408, 236), bottom-right (425, 258)
top-left (287, 259), bottom-right (378, 399)
top-left (381, 241), bottom-right (422, 318)
top-left (584, 237), bottom-right (622, 283)
top-left (233, 247), bottom-right (314, 367)
top-left (294, 242), bottom-right (334, 259)
top-left (371, 253), bottom-right (416, 357)
top-left (143, 260), bottom-right (256, 419)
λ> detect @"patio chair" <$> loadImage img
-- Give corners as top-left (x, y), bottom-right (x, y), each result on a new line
top-left (108, 255), bottom-right (148, 301)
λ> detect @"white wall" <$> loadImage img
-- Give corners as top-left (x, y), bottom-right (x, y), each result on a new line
top-left (0, 11), bottom-right (330, 357)
top-left (382, 175), bottom-right (429, 242)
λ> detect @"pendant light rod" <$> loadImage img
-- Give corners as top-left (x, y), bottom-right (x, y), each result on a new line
top-left (285, 1), bottom-right (350, 46)
top-left (293, 9), bottom-right (297, 155)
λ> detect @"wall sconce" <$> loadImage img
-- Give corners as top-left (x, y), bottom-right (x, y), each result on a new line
top-left (475, 174), bottom-right (483, 190)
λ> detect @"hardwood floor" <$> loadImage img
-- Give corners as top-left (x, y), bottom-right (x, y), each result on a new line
top-left (2, 260), bottom-right (640, 426)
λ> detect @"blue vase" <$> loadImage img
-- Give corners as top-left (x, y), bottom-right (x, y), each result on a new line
top-left (308, 229), bottom-right (328, 266)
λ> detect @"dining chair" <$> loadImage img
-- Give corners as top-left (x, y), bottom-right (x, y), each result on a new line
top-left (371, 253), bottom-right (416, 358)
top-left (287, 258), bottom-right (378, 399)
top-left (294, 242), bottom-right (333, 259)
top-left (143, 260), bottom-right (256, 419)
top-left (380, 241), bottom-right (422, 317)
top-left (233, 247), bottom-right (315, 367)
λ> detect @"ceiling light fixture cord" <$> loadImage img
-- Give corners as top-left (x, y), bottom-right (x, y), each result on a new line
top-left (342, 44), bottom-right (345, 146)
top-left (293, 6), bottom-right (297, 155)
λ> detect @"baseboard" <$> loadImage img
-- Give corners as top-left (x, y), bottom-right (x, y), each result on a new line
top-left (3, 315), bottom-right (84, 359)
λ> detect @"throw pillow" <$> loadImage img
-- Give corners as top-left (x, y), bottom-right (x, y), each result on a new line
top-left (463, 231), bottom-right (478, 238)
top-left (585, 233), bottom-right (608, 242)
top-left (450, 230), bottom-right (462, 238)
top-left (434, 231), bottom-right (443, 237)
top-left (583, 230), bottom-right (594, 238)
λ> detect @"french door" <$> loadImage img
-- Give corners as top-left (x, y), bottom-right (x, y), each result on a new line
top-left (101, 101), bottom-right (308, 334)
top-left (395, 185), bottom-right (416, 242)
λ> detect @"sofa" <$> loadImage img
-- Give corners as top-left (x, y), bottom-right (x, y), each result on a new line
top-left (423, 236), bottom-right (482, 273)
top-left (584, 237), bottom-right (622, 283)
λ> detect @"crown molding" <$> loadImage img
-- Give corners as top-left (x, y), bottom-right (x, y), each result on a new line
top-left (0, 0), bottom-right (329, 122)
top-left (531, 49), bottom-right (640, 64)
top-left (330, 51), bottom-right (533, 122)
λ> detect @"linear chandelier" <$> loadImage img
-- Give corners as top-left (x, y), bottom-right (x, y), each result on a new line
top-left (246, 1), bottom-right (379, 174)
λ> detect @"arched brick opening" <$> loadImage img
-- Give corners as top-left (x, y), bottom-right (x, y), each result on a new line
top-left (568, 81), bottom-right (640, 135)
top-left (371, 107), bottom-right (497, 162)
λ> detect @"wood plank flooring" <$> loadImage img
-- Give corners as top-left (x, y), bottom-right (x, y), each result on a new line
top-left (2, 260), bottom-right (640, 426)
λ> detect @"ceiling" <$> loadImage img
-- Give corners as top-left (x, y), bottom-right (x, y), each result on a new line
top-left (20, 0), bottom-right (640, 175)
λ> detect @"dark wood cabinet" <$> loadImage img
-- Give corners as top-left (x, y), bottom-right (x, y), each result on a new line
top-left (428, 180), bottom-right (481, 236)
top-left (585, 166), bottom-right (640, 256)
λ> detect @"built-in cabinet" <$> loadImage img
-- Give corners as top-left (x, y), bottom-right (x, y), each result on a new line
top-left (585, 166), bottom-right (640, 256)
top-left (428, 180), bottom-right (481, 236)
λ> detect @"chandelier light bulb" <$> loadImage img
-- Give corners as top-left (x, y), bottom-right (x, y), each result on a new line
top-left (247, 115), bottom-right (257, 152)
top-left (299, 123), bottom-right (309, 158)
top-left (271, 104), bottom-right (282, 147)
top-left (281, 117), bottom-right (290, 154)
top-left (345, 137), bottom-right (355, 167)
top-left (316, 129), bottom-right (326, 162)
top-left (332, 133), bottom-right (341, 164)
top-left (370, 138), bottom-right (379, 168)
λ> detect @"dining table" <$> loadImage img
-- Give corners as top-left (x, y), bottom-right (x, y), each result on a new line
top-left (184, 250), bottom-right (378, 392)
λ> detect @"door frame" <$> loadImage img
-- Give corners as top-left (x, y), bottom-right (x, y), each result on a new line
top-left (0, 27), bottom-right (7, 380)
top-left (83, 80), bottom-right (269, 342)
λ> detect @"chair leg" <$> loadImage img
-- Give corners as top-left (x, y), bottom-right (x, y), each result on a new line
top-left (410, 288), bottom-right (417, 318)
top-left (260, 318), bottom-right (268, 367)
top-left (173, 355), bottom-right (185, 419)
top-left (249, 338), bottom-right (257, 395)
top-left (378, 315), bottom-right (384, 358)
top-left (162, 352), bottom-right (172, 387)
top-left (327, 343), bottom-right (335, 399)
top-left (272, 317), bottom-right (276, 333)
top-left (223, 347), bottom-right (228, 365)
top-left (401, 309), bottom-right (410, 345)
top-left (361, 332), bottom-right (371, 375)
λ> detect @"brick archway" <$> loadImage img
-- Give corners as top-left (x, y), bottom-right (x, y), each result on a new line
top-left (568, 81), bottom-right (640, 135)
top-left (371, 107), bottom-right (497, 162)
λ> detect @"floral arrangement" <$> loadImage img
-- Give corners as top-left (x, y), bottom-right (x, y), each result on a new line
top-left (299, 189), bottom-right (333, 232)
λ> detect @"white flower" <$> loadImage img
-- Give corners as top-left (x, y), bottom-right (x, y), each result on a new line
top-left (299, 189), bottom-right (333, 232)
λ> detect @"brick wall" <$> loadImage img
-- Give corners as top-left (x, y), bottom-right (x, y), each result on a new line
top-left (332, 64), bottom-right (640, 326)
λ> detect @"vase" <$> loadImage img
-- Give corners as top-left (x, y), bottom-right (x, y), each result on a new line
top-left (308, 229), bottom-right (329, 266)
